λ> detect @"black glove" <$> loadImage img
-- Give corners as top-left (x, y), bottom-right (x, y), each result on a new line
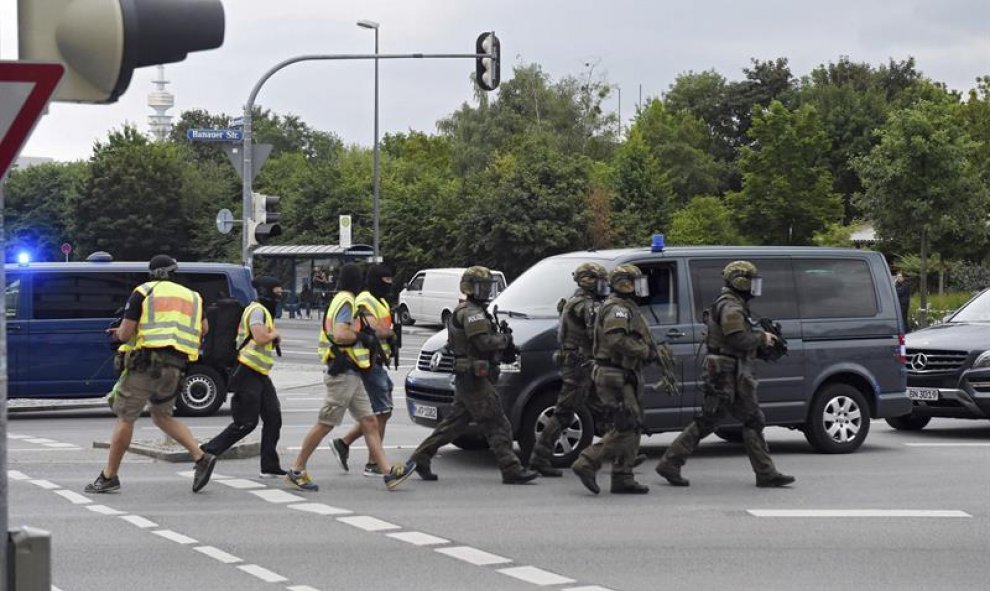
top-left (356, 331), bottom-right (377, 346)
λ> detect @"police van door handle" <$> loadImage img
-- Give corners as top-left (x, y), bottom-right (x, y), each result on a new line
top-left (665, 328), bottom-right (686, 338)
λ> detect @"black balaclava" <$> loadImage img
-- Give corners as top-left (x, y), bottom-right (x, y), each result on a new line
top-left (337, 264), bottom-right (363, 295)
top-left (252, 276), bottom-right (282, 317)
top-left (366, 264), bottom-right (394, 300)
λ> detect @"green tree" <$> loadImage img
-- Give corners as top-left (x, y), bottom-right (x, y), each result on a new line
top-left (667, 196), bottom-right (742, 245)
top-left (728, 101), bottom-right (842, 245)
top-left (854, 100), bottom-right (989, 326)
top-left (610, 127), bottom-right (673, 244)
top-left (4, 161), bottom-right (87, 262)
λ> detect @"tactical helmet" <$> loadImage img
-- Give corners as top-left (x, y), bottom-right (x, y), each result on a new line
top-left (148, 254), bottom-right (178, 279)
top-left (573, 262), bottom-right (607, 289)
top-left (723, 260), bottom-right (762, 295)
top-left (460, 266), bottom-right (499, 303)
top-left (608, 264), bottom-right (648, 296)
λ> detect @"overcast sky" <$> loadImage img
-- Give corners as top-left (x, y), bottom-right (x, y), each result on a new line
top-left (4, 0), bottom-right (988, 162)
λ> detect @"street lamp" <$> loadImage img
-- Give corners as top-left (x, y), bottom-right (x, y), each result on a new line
top-left (357, 19), bottom-right (381, 261)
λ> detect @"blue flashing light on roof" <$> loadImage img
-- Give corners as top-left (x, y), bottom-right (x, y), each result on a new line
top-left (651, 233), bottom-right (666, 253)
top-left (16, 251), bottom-right (31, 266)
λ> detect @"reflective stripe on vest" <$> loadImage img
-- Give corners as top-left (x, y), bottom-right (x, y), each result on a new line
top-left (356, 291), bottom-right (392, 359)
top-left (134, 281), bottom-right (203, 361)
top-left (237, 302), bottom-right (275, 375)
top-left (317, 292), bottom-right (371, 368)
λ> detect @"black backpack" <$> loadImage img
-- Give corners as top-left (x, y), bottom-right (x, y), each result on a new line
top-left (201, 297), bottom-right (246, 369)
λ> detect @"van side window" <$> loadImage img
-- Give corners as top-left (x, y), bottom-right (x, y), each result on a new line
top-left (632, 263), bottom-right (678, 324)
top-left (407, 274), bottom-right (425, 291)
top-left (5, 275), bottom-right (20, 319)
top-left (795, 259), bottom-right (878, 318)
top-left (689, 259), bottom-right (798, 320)
top-left (32, 272), bottom-right (136, 320)
top-left (174, 273), bottom-right (230, 306)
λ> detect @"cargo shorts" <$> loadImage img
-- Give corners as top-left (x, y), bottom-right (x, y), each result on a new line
top-left (318, 370), bottom-right (374, 426)
top-left (112, 366), bottom-right (182, 422)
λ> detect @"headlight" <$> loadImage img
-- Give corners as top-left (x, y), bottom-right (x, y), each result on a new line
top-left (973, 351), bottom-right (990, 368)
top-left (499, 359), bottom-right (522, 373)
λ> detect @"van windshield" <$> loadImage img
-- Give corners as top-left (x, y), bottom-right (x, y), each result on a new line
top-left (948, 289), bottom-right (990, 322)
top-left (492, 257), bottom-right (609, 318)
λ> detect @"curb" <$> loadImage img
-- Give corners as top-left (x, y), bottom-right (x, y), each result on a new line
top-left (92, 439), bottom-right (261, 462)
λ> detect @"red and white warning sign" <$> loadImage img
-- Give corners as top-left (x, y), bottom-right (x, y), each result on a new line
top-left (0, 62), bottom-right (64, 178)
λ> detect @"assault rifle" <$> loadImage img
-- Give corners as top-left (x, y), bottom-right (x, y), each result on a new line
top-left (647, 340), bottom-right (679, 396)
top-left (491, 305), bottom-right (519, 365)
top-left (390, 308), bottom-right (402, 370)
top-left (356, 309), bottom-right (390, 367)
top-left (754, 318), bottom-right (787, 362)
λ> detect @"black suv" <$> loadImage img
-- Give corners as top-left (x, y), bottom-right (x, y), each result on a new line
top-left (897, 288), bottom-right (990, 430)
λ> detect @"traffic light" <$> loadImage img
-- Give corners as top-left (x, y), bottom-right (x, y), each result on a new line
top-left (248, 192), bottom-right (282, 247)
top-left (475, 31), bottom-right (500, 92)
top-left (17, 0), bottom-right (225, 104)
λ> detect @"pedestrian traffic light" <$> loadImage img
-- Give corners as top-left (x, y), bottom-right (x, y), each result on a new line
top-left (17, 0), bottom-right (225, 104)
top-left (475, 32), bottom-right (500, 92)
top-left (248, 192), bottom-right (282, 247)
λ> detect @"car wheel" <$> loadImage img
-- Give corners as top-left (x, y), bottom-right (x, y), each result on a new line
top-left (519, 390), bottom-right (594, 468)
top-left (714, 428), bottom-right (743, 443)
top-left (804, 383), bottom-right (870, 453)
top-left (398, 305), bottom-right (415, 326)
top-left (885, 413), bottom-right (932, 431)
top-left (452, 434), bottom-right (488, 450)
top-left (176, 365), bottom-right (226, 417)
top-left (440, 310), bottom-right (452, 327)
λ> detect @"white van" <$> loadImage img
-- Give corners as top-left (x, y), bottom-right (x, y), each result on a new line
top-left (398, 268), bottom-right (507, 326)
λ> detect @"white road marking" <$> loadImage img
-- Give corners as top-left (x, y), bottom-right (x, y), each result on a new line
top-left (564, 586), bottom-right (618, 591)
top-left (748, 509), bottom-right (972, 518)
top-left (217, 478), bottom-right (266, 490)
top-left (435, 546), bottom-right (512, 566)
top-left (7, 470), bottom-right (30, 480)
top-left (498, 566), bottom-right (576, 586)
top-left (87, 505), bottom-right (125, 516)
top-left (177, 470), bottom-right (232, 480)
top-left (194, 545), bottom-right (243, 564)
top-left (250, 489), bottom-right (307, 504)
top-left (287, 502), bottom-right (352, 516)
top-left (6, 434), bottom-right (30, 439)
top-left (44, 443), bottom-right (79, 449)
top-left (237, 564), bottom-right (288, 583)
top-left (903, 443), bottom-right (990, 447)
top-left (119, 515), bottom-right (158, 528)
top-left (52, 586), bottom-right (64, 591)
top-left (286, 586), bottom-right (322, 591)
top-left (386, 531), bottom-right (449, 546)
top-left (336, 515), bottom-right (400, 532)
top-left (152, 529), bottom-right (198, 544)
top-left (29, 480), bottom-right (60, 490)
top-left (7, 448), bottom-right (82, 452)
top-left (25, 438), bottom-right (56, 444)
top-left (54, 490), bottom-right (92, 505)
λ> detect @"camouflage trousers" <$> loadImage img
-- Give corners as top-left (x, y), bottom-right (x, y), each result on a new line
top-left (661, 354), bottom-right (776, 477)
top-left (531, 360), bottom-right (593, 465)
top-left (411, 373), bottom-right (524, 475)
top-left (573, 366), bottom-right (641, 483)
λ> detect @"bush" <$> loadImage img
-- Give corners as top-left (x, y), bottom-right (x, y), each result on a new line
top-left (910, 291), bottom-right (977, 329)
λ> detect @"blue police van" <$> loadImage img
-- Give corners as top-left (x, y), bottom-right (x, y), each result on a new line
top-left (4, 259), bottom-right (254, 416)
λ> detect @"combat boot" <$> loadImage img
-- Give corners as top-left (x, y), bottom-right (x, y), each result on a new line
top-left (528, 456), bottom-right (563, 478)
top-left (756, 472), bottom-right (795, 488)
top-left (610, 479), bottom-right (649, 494)
top-left (502, 468), bottom-right (539, 485)
top-left (571, 461), bottom-right (600, 495)
top-left (655, 461), bottom-right (690, 487)
top-left (410, 456), bottom-right (438, 481)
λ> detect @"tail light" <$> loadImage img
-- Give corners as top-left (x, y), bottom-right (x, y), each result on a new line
top-left (896, 333), bottom-right (906, 364)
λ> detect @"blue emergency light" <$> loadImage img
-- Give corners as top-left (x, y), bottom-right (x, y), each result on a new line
top-left (651, 233), bottom-right (665, 253)
top-left (16, 251), bottom-right (31, 266)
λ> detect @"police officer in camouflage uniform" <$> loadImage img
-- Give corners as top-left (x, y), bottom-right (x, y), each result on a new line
top-left (655, 261), bottom-right (795, 488)
top-left (410, 267), bottom-right (538, 485)
top-left (572, 264), bottom-right (670, 495)
top-left (529, 262), bottom-right (608, 477)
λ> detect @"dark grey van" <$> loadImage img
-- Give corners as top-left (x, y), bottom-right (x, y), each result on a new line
top-left (5, 260), bottom-right (254, 416)
top-left (405, 246), bottom-right (912, 465)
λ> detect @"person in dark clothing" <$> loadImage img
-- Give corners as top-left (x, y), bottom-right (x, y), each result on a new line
top-left (895, 272), bottom-right (911, 332)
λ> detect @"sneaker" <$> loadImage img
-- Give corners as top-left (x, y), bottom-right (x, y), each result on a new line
top-left (84, 471), bottom-right (120, 494)
top-left (363, 462), bottom-right (383, 477)
top-left (259, 468), bottom-right (288, 479)
top-left (287, 469), bottom-right (319, 492)
top-left (330, 438), bottom-right (350, 472)
top-left (192, 453), bottom-right (217, 493)
top-left (383, 460), bottom-right (417, 491)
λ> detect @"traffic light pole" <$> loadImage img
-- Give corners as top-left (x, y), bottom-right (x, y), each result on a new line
top-left (240, 47), bottom-right (496, 268)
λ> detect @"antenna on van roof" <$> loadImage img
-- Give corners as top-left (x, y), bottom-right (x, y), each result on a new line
top-left (86, 251), bottom-right (114, 262)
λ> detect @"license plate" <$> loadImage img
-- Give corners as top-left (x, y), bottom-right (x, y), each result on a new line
top-left (907, 388), bottom-right (939, 401)
top-left (413, 403), bottom-right (438, 420)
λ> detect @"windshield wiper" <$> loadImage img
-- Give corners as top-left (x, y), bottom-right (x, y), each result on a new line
top-left (494, 308), bottom-right (530, 319)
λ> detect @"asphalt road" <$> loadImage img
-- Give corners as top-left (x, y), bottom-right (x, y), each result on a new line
top-left (6, 320), bottom-right (990, 590)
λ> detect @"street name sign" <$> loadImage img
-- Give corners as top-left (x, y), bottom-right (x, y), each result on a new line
top-left (186, 128), bottom-right (243, 142)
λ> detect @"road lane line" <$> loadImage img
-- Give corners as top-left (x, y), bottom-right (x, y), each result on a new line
top-left (177, 470), bottom-right (232, 480)
top-left (152, 529), bottom-right (199, 544)
top-left (194, 545), bottom-right (243, 564)
top-left (7, 448), bottom-right (82, 452)
top-left (54, 490), bottom-right (92, 505)
top-left (25, 438), bottom-right (56, 444)
top-left (336, 515), bottom-right (400, 532)
top-left (237, 564), bottom-right (288, 583)
top-left (7, 470), bottom-right (30, 480)
top-left (903, 443), bottom-right (990, 447)
top-left (498, 565), bottom-right (576, 586)
top-left (87, 505), bottom-right (125, 516)
top-left (287, 502), bottom-right (352, 516)
top-left (216, 478), bottom-right (267, 490)
top-left (44, 443), bottom-right (79, 449)
top-left (386, 531), bottom-right (449, 546)
top-left (435, 546), bottom-right (512, 566)
top-left (28, 480), bottom-right (60, 490)
top-left (6, 434), bottom-right (30, 439)
top-left (250, 489), bottom-right (307, 504)
top-left (286, 586), bottom-right (322, 591)
top-left (564, 586), bottom-right (618, 591)
top-left (119, 515), bottom-right (158, 528)
top-left (748, 509), bottom-right (971, 518)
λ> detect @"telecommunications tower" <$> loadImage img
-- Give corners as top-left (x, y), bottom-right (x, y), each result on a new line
top-left (147, 65), bottom-right (175, 141)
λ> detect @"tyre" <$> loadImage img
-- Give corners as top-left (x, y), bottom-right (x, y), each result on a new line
top-left (518, 389), bottom-right (594, 468)
top-left (804, 383), bottom-right (870, 453)
top-left (885, 413), bottom-right (931, 431)
top-left (176, 365), bottom-right (226, 417)
top-left (398, 305), bottom-right (415, 326)
top-left (440, 309), bottom-right (452, 327)
top-left (452, 434), bottom-right (488, 450)
top-left (714, 428), bottom-right (743, 443)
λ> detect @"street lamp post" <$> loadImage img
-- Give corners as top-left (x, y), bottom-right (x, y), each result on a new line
top-left (358, 19), bottom-right (381, 261)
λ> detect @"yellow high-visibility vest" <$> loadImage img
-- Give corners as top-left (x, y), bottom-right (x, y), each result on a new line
top-left (317, 292), bottom-right (370, 369)
top-left (134, 281), bottom-right (203, 361)
top-left (356, 291), bottom-right (392, 360)
top-left (237, 302), bottom-right (275, 375)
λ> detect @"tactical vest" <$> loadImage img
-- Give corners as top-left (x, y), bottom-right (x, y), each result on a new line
top-left (237, 302), bottom-right (275, 375)
top-left (447, 301), bottom-right (493, 361)
top-left (356, 291), bottom-right (392, 359)
top-left (705, 290), bottom-right (750, 357)
top-left (317, 292), bottom-right (371, 369)
top-left (558, 289), bottom-right (597, 356)
top-left (594, 295), bottom-right (650, 371)
top-left (133, 281), bottom-right (203, 362)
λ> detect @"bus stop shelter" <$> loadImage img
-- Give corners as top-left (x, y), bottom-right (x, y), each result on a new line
top-left (251, 244), bottom-right (375, 313)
